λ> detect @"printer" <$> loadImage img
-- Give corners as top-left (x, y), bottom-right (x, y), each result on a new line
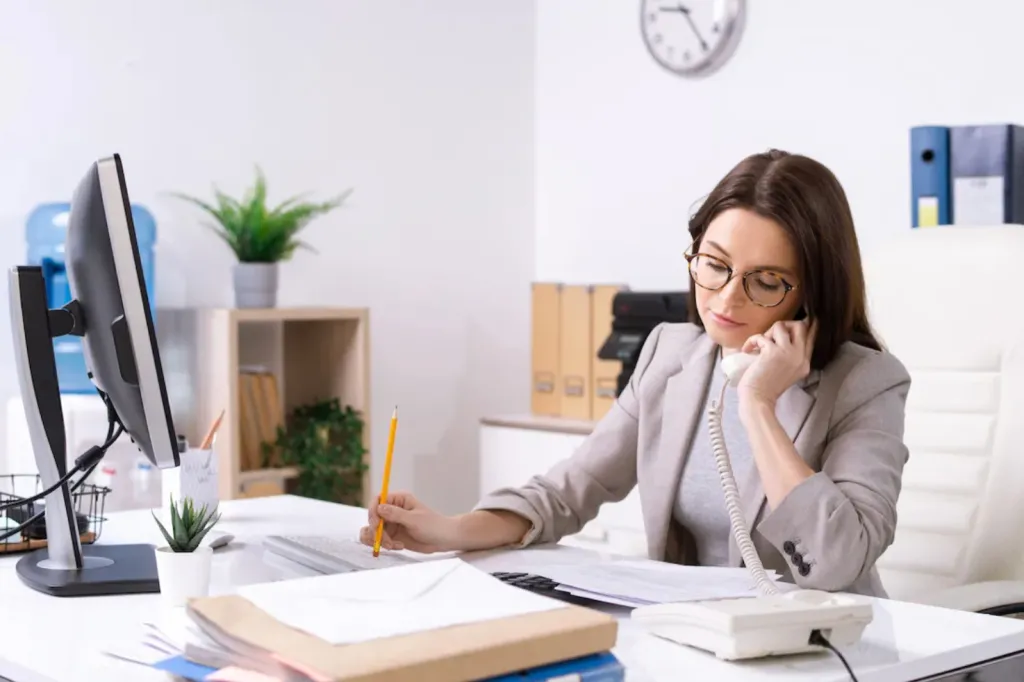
top-left (598, 291), bottom-right (689, 396)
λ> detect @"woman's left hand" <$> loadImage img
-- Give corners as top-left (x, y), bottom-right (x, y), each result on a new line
top-left (737, 320), bottom-right (816, 408)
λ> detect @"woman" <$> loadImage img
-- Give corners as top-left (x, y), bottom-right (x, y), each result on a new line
top-left (359, 149), bottom-right (911, 597)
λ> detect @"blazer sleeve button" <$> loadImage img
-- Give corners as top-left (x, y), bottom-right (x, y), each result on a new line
top-left (783, 541), bottom-right (796, 555)
top-left (798, 562), bottom-right (811, 577)
top-left (792, 552), bottom-right (803, 565)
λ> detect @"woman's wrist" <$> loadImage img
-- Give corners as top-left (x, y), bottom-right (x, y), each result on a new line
top-left (450, 509), bottom-right (531, 552)
top-left (738, 392), bottom-right (778, 426)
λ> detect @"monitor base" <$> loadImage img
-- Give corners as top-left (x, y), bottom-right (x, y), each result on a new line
top-left (16, 543), bottom-right (160, 597)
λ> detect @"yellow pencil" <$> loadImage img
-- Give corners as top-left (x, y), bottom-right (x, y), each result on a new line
top-left (373, 406), bottom-right (398, 558)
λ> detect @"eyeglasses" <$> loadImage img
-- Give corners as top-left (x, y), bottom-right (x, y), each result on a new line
top-left (684, 251), bottom-right (797, 308)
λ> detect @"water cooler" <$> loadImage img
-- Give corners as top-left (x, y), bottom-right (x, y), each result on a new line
top-left (3, 203), bottom-right (161, 511)
top-left (25, 202), bottom-right (157, 393)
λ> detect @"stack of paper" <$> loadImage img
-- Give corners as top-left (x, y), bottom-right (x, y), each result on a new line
top-left (233, 558), bottom-right (565, 645)
top-left (103, 558), bottom-right (620, 682)
top-left (540, 560), bottom-right (783, 607)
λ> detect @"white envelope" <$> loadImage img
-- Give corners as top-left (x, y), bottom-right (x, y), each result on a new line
top-left (236, 558), bottom-right (565, 645)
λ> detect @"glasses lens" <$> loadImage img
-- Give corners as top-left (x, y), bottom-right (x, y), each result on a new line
top-left (690, 255), bottom-right (730, 290)
top-left (744, 271), bottom-right (788, 307)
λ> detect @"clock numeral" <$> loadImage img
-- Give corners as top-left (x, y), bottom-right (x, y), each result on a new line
top-left (683, 50), bottom-right (691, 61)
top-left (653, 33), bottom-right (663, 44)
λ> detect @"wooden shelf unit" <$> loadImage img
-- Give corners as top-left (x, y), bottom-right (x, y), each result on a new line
top-left (158, 307), bottom-right (371, 506)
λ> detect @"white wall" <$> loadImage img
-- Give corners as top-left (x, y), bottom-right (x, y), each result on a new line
top-left (0, 1), bottom-right (535, 514)
top-left (535, 0), bottom-right (1024, 287)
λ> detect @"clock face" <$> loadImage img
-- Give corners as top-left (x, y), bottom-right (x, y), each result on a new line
top-left (640, 0), bottom-right (746, 78)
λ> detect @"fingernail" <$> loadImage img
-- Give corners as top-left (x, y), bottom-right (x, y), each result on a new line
top-left (378, 504), bottom-right (390, 514)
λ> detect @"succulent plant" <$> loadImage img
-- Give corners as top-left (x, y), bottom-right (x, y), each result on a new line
top-left (152, 496), bottom-right (221, 553)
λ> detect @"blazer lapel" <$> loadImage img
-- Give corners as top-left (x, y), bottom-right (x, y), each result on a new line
top-left (647, 334), bottom-right (716, 561)
top-left (729, 370), bottom-right (820, 566)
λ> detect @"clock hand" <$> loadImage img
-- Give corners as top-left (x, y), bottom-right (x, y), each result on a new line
top-left (676, 3), bottom-right (710, 51)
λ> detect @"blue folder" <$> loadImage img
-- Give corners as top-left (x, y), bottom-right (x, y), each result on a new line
top-left (151, 654), bottom-right (217, 680)
top-left (950, 123), bottom-right (1024, 225)
top-left (152, 652), bottom-right (624, 682)
top-left (483, 652), bottom-right (624, 681)
top-left (910, 125), bottom-right (952, 227)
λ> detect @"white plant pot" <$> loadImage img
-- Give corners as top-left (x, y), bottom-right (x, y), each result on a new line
top-left (233, 262), bottom-right (279, 308)
top-left (154, 545), bottom-right (213, 607)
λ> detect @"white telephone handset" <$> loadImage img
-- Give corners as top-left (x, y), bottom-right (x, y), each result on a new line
top-left (630, 350), bottom-right (874, 666)
top-left (721, 351), bottom-right (758, 387)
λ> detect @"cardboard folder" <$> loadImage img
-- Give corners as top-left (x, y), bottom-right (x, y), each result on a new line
top-left (559, 285), bottom-right (593, 420)
top-left (531, 283), bottom-right (562, 416)
top-left (186, 593), bottom-right (617, 682)
top-left (590, 284), bottom-right (627, 421)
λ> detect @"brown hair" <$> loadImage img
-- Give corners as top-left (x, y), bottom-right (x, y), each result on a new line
top-left (687, 149), bottom-right (881, 370)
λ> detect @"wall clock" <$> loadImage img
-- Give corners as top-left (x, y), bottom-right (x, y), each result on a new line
top-left (640, 0), bottom-right (747, 78)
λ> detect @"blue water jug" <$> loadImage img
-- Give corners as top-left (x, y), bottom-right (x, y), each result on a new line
top-left (26, 202), bottom-right (157, 394)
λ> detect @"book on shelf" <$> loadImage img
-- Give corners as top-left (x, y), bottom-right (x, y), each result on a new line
top-left (237, 366), bottom-right (284, 471)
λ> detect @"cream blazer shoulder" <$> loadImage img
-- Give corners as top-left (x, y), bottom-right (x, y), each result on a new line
top-left (475, 322), bottom-right (912, 597)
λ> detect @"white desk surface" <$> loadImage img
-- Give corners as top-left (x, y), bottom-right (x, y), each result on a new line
top-left (2, 494), bottom-right (1024, 682)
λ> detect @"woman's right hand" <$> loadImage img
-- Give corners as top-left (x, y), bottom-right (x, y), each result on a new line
top-left (358, 491), bottom-right (459, 554)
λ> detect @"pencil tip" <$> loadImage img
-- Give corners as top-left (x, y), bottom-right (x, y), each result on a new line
top-left (393, 405), bottom-right (398, 416)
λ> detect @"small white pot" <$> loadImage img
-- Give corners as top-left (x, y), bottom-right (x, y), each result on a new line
top-left (233, 262), bottom-right (279, 308)
top-left (154, 545), bottom-right (213, 607)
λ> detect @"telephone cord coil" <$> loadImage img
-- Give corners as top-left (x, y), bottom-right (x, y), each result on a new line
top-left (708, 381), bottom-right (780, 596)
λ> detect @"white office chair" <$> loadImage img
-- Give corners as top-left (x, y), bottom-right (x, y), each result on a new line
top-left (864, 225), bottom-right (1024, 614)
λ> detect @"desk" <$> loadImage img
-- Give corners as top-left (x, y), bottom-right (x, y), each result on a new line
top-left (2, 495), bottom-right (1024, 682)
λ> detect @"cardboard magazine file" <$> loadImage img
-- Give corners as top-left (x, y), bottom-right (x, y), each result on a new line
top-left (186, 594), bottom-right (618, 682)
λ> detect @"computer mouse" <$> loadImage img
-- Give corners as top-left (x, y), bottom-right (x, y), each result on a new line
top-left (208, 532), bottom-right (234, 550)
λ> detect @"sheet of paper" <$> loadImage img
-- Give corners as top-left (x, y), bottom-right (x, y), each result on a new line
top-left (145, 607), bottom-right (228, 653)
top-left (102, 641), bottom-right (172, 667)
top-left (541, 560), bottom-right (781, 605)
top-left (208, 666), bottom-right (282, 682)
top-left (557, 586), bottom-right (651, 608)
top-left (236, 558), bottom-right (565, 645)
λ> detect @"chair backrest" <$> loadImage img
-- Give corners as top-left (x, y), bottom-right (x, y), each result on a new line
top-left (863, 226), bottom-right (1024, 601)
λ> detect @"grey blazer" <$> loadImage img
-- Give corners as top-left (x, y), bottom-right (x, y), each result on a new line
top-left (475, 322), bottom-right (912, 597)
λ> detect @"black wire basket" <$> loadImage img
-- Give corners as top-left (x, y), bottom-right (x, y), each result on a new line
top-left (0, 473), bottom-right (110, 555)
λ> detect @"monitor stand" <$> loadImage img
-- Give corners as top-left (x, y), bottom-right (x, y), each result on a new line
top-left (8, 266), bottom-right (161, 597)
top-left (16, 544), bottom-right (160, 597)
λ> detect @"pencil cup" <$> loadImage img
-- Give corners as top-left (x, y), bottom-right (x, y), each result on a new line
top-left (162, 446), bottom-right (219, 516)
top-left (154, 544), bottom-right (213, 607)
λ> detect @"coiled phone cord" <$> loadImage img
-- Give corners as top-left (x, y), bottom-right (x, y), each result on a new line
top-left (708, 380), bottom-right (781, 597)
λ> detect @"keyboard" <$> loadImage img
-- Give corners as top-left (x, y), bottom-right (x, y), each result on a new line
top-left (490, 572), bottom-right (562, 594)
top-left (262, 535), bottom-right (420, 574)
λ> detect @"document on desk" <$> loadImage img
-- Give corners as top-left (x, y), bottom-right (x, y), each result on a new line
top-left (541, 560), bottom-right (782, 607)
top-left (234, 557), bottom-right (566, 645)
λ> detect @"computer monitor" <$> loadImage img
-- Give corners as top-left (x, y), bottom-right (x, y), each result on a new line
top-left (8, 153), bottom-right (180, 597)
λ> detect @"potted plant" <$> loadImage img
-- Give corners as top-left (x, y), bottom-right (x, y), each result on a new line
top-left (152, 496), bottom-right (222, 606)
top-left (264, 397), bottom-right (368, 505)
top-left (173, 168), bottom-right (352, 308)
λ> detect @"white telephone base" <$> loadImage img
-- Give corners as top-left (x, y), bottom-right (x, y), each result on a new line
top-left (631, 590), bottom-right (873, 661)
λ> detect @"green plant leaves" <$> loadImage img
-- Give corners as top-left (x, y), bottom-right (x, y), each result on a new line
top-left (265, 398), bottom-right (368, 505)
top-left (154, 495), bottom-right (222, 552)
top-left (171, 167), bottom-right (351, 263)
